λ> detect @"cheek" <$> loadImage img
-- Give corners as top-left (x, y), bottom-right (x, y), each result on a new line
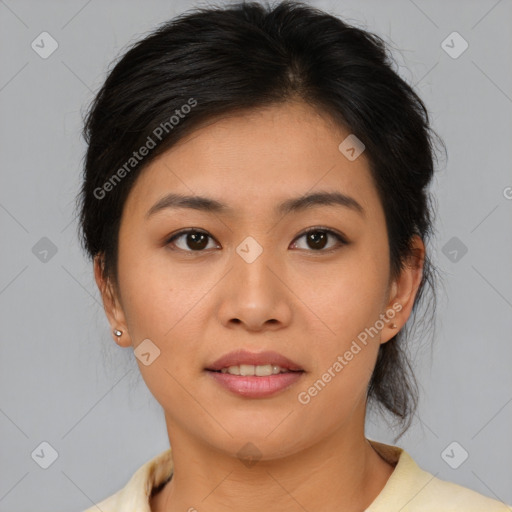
top-left (295, 270), bottom-right (385, 425)
top-left (117, 242), bottom-right (206, 340)
top-left (116, 251), bottom-right (209, 409)
top-left (295, 251), bottom-right (389, 343)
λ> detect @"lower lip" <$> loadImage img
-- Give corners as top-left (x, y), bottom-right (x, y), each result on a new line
top-left (206, 371), bottom-right (304, 398)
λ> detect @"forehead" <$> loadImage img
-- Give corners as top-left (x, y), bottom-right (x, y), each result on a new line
top-left (123, 101), bottom-right (381, 220)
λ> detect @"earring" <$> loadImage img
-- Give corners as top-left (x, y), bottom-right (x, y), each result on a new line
top-left (113, 329), bottom-right (123, 337)
top-left (390, 323), bottom-right (397, 329)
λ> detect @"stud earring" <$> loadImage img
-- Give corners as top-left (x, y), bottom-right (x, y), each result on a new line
top-left (390, 323), bottom-right (397, 329)
top-left (113, 329), bottom-right (123, 337)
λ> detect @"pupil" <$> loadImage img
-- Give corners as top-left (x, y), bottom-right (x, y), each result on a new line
top-left (308, 231), bottom-right (327, 250)
top-left (188, 232), bottom-right (208, 250)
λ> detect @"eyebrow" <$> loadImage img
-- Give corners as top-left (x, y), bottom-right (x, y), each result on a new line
top-left (146, 190), bottom-right (365, 219)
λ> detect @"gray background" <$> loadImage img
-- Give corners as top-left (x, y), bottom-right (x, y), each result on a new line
top-left (1, 0), bottom-right (511, 510)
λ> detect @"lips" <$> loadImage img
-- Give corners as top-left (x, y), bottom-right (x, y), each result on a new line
top-left (206, 349), bottom-right (304, 373)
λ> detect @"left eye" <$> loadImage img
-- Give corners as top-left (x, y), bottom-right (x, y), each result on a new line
top-left (291, 228), bottom-right (347, 252)
top-left (166, 228), bottom-right (347, 253)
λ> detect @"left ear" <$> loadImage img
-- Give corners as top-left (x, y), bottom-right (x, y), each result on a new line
top-left (380, 234), bottom-right (425, 344)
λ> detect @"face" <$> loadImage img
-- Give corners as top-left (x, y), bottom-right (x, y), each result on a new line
top-left (96, 101), bottom-right (423, 460)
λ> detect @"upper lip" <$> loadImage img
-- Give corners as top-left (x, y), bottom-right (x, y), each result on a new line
top-left (206, 350), bottom-right (304, 372)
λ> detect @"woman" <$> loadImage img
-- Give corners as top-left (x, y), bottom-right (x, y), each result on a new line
top-left (77, 1), bottom-right (510, 510)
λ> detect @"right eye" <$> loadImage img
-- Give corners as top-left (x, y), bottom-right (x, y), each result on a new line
top-left (165, 229), bottom-right (220, 252)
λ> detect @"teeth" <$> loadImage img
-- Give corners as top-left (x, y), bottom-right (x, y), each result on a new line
top-left (219, 364), bottom-right (290, 376)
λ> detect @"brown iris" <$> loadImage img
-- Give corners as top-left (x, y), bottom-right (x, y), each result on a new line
top-left (306, 230), bottom-right (328, 250)
top-left (185, 232), bottom-right (209, 250)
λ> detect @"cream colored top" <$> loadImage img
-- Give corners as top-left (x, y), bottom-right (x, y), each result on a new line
top-left (83, 439), bottom-right (510, 511)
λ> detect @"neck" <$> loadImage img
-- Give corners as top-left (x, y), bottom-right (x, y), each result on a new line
top-left (151, 420), bottom-right (395, 512)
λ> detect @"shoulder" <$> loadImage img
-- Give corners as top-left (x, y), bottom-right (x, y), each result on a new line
top-left (367, 440), bottom-right (510, 511)
top-left (82, 491), bottom-right (121, 512)
top-left (416, 475), bottom-right (511, 511)
top-left (81, 448), bottom-right (174, 512)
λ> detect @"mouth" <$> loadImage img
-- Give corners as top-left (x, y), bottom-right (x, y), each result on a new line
top-left (205, 350), bottom-right (305, 398)
top-left (209, 364), bottom-right (303, 376)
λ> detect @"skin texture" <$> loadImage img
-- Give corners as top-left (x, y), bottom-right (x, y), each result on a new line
top-left (95, 101), bottom-right (425, 512)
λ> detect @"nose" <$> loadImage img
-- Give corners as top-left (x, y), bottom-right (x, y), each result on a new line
top-left (215, 244), bottom-right (293, 332)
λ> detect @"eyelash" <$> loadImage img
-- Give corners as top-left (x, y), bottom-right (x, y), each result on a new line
top-left (165, 226), bottom-right (348, 255)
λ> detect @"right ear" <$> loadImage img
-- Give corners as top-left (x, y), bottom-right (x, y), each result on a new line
top-left (94, 254), bottom-right (132, 348)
